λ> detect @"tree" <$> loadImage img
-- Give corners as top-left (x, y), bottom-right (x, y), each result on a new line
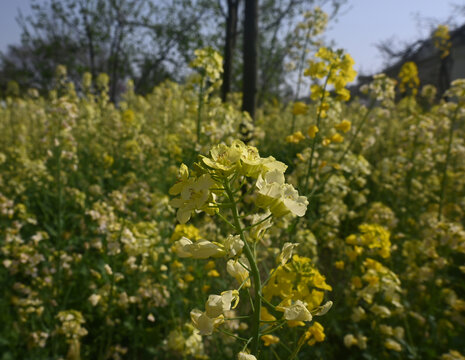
top-left (221, 0), bottom-right (241, 102)
top-left (242, 0), bottom-right (259, 119)
top-left (216, 0), bottom-right (347, 105)
top-left (1, 0), bottom-right (218, 98)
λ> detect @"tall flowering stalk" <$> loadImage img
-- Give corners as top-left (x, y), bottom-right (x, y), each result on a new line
top-left (189, 47), bottom-right (223, 146)
top-left (302, 47), bottom-right (357, 193)
top-left (438, 79), bottom-right (465, 220)
top-left (288, 7), bottom-right (328, 134)
top-left (169, 140), bottom-right (332, 359)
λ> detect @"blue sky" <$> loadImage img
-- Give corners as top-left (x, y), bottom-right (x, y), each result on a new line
top-left (1, 0), bottom-right (464, 77)
top-left (0, 0), bottom-right (31, 51)
top-left (323, 0), bottom-right (465, 75)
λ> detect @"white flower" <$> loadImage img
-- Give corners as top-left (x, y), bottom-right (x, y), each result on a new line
top-left (313, 301), bottom-right (333, 316)
top-left (278, 242), bottom-right (299, 265)
top-left (173, 237), bottom-right (225, 259)
top-left (201, 143), bottom-right (242, 174)
top-left (239, 143), bottom-right (287, 178)
top-left (224, 235), bottom-right (244, 257)
top-left (281, 300), bottom-right (312, 322)
top-left (190, 309), bottom-right (224, 336)
top-left (256, 170), bottom-right (308, 217)
top-left (172, 237), bottom-right (195, 258)
top-left (205, 290), bottom-right (239, 318)
top-left (227, 257), bottom-right (251, 287)
top-left (237, 352), bottom-right (257, 360)
top-left (344, 334), bottom-right (357, 348)
top-left (169, 166), bottom-right (215, 224)
top-left (249, 211), bottom-right (273, 241)
top-left (88, 294), bottom-right (101, 306)
top-left (370, 304), bottom-right (391, 318)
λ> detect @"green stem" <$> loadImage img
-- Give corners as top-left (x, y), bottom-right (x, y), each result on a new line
top-left (310, 100), bottom-right (376, 197)
top-left (336, 100), bottom-right (375, 164)
top-left (196, 81), bottom-right (204, 145)
top-left (217, 211), bottom-right (236, 229)
top-left (302, 67), bottom-right (333, 192)
top-left (217, 327), bottom-right (249, 342)
top-left (291, 26), bottom-right (312, 134)
top-left (224, 179), bottom-right (262, 357)
top-left (244, 213), bottom-right (273, 231)
top-left (438, 103), bottom-right (460, 221)
top-left (261, 320), bottom-right (286, 335)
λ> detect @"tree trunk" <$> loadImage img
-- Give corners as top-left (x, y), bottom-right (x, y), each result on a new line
top-left (221, 0), bottom-right (239, 102)
top-left (242, 0), bottom-right (258, 119)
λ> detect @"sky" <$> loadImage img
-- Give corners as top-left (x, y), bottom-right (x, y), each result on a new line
top-left (323, 0), bottom-right (465, 75)
top-left (0, 0), bottom-right (464, 78)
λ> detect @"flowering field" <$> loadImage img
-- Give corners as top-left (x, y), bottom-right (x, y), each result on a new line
top-left (1, 32), bottom-right (465, 360)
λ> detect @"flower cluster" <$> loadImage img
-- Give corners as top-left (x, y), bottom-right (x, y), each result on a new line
top-left (305, 47), bottom-right (357, 103)
top-left (398, 61), bottom-right (420, 95)
top-left (168, 140), bottom-right (333, 358)
top-left (433, 24), bottom-right (452, 59)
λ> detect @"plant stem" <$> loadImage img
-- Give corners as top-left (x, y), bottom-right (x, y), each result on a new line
top-left (196, 81), bottom-right (204, 145)
top-left (309, 100), bottom-right (375, 197)
top-left (336, 100), bottom-right (374, 164)
top-left (290, 26), bottom-right (312, 134)
top-left (224, 179), bottom-right (262, 356)
top-left (302, 68), bottom-right (333, 192)
top-left (438, 103), bottom-right (460, 221)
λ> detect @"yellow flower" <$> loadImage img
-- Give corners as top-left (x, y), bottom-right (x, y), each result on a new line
top-left (171, 224), bottom-right (201, 242)
top-left (305, 322), bottom-right (325, 346)
top-left (103, 154), bottom-right (114, 168)
top-left (433, 24), bottom-right (451, 58)
top-left (398, 61), bottom-right (419, 94)
top-left (122, 109), bottom-right (135, 125)
top-left (305, 61), bottom-right (327, 79)
top-left (260, 307), bottom-right (277, 322)
top-left (384, 338), bottom-right (402, 352)
top-left (335, 119), bottom-right (351, 133)
top-left (330, 133), bottom-right (344, 143)
top-left (336, 87), bottom-right (351, 101)
top-left (286, 131), bottom-right (305, 144)
top-left (261, 334), bottom-right (280, 346)
top-left (322, 138), bottom-right (331, 146)
top-left (287, 320), bottom-right (306, 327)
top-left (184, 274), bottom-right (194, 282)
top-left (292, 102), bottom-right (308, 115)
top-left (351, 276), bottom-right (362, 289)
top-left (204, 260), bottom-right (216, 270)
top-left (207, 269), bottom-right (220, 277)
top-left (307, 125), bottom-right (319, 139)
top-left (171, 260), bottom-right (184, 270)
top-left (310, 84), bottom-right (325, 100)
